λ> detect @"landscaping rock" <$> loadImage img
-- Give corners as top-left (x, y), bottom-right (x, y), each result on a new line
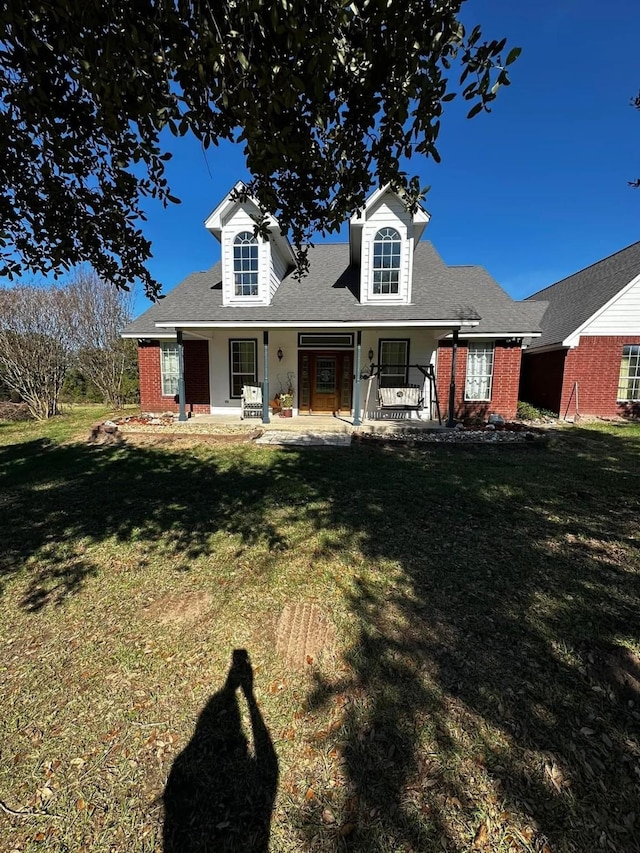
top-left (88, 421), bottom-right (123, 445)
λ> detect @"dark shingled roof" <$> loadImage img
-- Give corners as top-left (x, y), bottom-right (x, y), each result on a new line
top-left (123, 241), bottom-right (543, 337)
top-left (525, 241), bottom-right (640, 350)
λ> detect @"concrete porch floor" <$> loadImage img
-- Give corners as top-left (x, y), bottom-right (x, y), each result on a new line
top-left (188, 413), bottom-right (446, 434)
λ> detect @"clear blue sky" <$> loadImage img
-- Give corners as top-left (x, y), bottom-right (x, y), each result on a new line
top-left (134, 0), bottom-right (640, 315)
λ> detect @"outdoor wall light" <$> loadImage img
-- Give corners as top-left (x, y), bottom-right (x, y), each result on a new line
top-left (277, 347), bottom-right (283, 361)
top-left (368, 348), bottom-right (374, 362)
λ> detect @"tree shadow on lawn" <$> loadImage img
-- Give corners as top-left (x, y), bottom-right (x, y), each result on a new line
top-left (1, 428), bottom-right (639, 852)
top-left (288, 429), bottom-right (640, 852)
top-left (0, 439), bottom-right (287, 610)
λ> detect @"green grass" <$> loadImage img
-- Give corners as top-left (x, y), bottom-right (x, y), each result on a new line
top-left (0, 408), bottom-right (639, 852)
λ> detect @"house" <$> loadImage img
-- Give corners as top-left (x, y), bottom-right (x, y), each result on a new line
top-left (123, 183), bottom-right (546, 424)
top-left (520, 242), bottom-right (640, 419)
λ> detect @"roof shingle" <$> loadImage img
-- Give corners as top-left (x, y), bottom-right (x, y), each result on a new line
top-left (123, 241), bottom-right (542, 337)
top-left (525, 241), bottom-right (640, 350)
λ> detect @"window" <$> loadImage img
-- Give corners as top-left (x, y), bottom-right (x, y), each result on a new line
top-left (379, 339), bottom-right (409, 387)
top-left (372, 227), bottom-right (401, 295)
top-left (618, 344), bottom-right (640, 401)
top-left (298, 333), bottom-right (354, 348)
top-left (160, 342), bottom-right (179, 397)
top-left (230, 339), bottom-right (257, 398)
top-left (465, 343), bottom-right (494, 401)
top-left (233, 231), bottom-right (259, 296)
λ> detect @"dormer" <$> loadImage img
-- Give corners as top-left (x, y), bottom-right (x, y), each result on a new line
top-left (349, 185), bottom-right (430, 305)
top-left (204, 182), bottom-right (294, 307)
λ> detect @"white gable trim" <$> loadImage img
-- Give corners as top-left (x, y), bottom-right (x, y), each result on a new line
top-left (349, 184), bottom-right (430, 267)
top-left (204, 180), bottom-right (247, 236)
top-left (204, 181), bottom-right (295, 267)
top-left (562, 271), bottom-right (640, 347)
top-left (350, 184), bottom-right (430, 226)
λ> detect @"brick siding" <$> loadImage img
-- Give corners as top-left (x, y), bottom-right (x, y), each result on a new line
top-left (138, 340), bottom-right (211, 414)
top-left (436, 339), bottom-right (522, 421)
top-left (561, 336), bottom-right (638, 418)
top-left (521, 337), bottom-right (639, 418)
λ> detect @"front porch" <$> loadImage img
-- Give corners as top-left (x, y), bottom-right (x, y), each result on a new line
top-left (187, 412), bottom-right (446, 435)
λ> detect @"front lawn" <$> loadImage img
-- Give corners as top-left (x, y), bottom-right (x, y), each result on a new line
top-left (1, 410), bottom-right (639, 852)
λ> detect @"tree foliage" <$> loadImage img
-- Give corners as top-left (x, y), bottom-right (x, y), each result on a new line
top-left (66, 270), bottom-right (137, 408)
top-left (1, 0), bottom-right (519, 298)
top-left (0, 285), bottom-right (74, 419)
top-left (0, 271), bottom-right (137, 418)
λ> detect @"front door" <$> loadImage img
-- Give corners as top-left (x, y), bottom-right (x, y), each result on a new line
top-left (299, 351), bottom-right (353, 413)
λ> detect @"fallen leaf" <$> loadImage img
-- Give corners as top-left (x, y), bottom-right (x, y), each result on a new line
top-left (339, 822), bottom-right (355, 836)
top-left (322, 807), bottom-right (336, 824)
top-left (305, 787), bottom-right (315, 802)
top-left (38, 787), bottom-right (54, 803)
top-left (473, 821), bottom-right (489, 848)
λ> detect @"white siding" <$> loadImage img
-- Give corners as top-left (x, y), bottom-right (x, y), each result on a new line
top-left (360, 329), bottom-right (439, 419)
top-left (221, 206), bottom-right (271, 307)
top-left (197, 326), bottom-right (440, 417)
top-left (579, 275), bottom-right (640, 338)
top-left (208, 328), bottom-right (300, 414)
top-left (359, 195), bottom-right (414, 305)
top-left (269, 244), bottom-right (288, 299)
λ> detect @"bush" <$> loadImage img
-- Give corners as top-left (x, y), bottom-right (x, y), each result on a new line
top-left (517, 401), bottom-right (558, 421)
top-left (0, 401), bottom-right (33, 422)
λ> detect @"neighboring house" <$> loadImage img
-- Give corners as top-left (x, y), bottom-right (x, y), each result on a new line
top-left (123, 183), bottom-right (545, 423)
top-left (521, 242), bottom-right (640, 418)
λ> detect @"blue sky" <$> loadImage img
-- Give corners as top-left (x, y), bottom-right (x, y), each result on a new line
top-left (135, 0), bottom-right (639, 314)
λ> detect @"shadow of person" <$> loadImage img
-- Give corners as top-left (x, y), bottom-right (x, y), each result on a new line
top-left (163, 649), bottom-right (279, 852)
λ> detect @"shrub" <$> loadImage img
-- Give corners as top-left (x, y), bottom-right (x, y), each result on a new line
top-left (0, 401), bottom-right (33, 422)
top-left (517, 401), bottom-right (558, 420)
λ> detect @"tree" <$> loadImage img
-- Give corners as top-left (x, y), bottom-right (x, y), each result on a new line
top-left (1, 1), bottom-right (519, 298)
top-left (0, 285), bottom-right (74, 419)
top-left (66, 269), bottom-right (137, 408)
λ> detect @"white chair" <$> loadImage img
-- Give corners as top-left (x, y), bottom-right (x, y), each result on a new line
top-left (241, 384), bottom-right (263, 419)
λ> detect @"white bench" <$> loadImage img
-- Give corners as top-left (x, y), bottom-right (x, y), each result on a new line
top-left (241, 384), bottom-right (263, 419)
top-left (378, 385), bottom-right (423, 410)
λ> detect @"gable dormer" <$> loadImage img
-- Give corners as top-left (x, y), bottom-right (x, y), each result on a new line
top-left (204, 182), bottom-right (294, 307)
top-left (349, 186), bottom-right (430, 305)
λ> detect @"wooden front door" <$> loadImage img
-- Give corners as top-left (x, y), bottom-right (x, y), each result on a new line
top-left (299, 351), bottom-right (353, 413)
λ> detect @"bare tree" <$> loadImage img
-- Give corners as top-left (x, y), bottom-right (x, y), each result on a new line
top-left (0, 285), bottom-right (74, 419)
top-left (66, 269), bottom-right (135, 408)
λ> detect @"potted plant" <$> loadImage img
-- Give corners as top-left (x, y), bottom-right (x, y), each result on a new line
top-left (278, 372), bottom-right (295, 417)
top-left (279, 392), bottom-right (293, 417)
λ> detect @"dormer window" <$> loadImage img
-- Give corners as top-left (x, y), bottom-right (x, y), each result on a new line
top-left (233, 232), bottom-right (259, 296)
top-left (372, 227), bottom-right (401, 295)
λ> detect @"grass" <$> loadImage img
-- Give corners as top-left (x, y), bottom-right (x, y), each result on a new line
top-left (0, 407), bottom-right (639, 852)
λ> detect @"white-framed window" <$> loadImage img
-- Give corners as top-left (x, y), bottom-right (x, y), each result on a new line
top-left (618, 344), bottom-right (640, 401)
top-left (160, 341), bottom-right (179, 397)
top-left (379, 339), bottom-right (409, 387)
top-left (372, 227), bottom-right (401, 295)
top-left (465, 342), bottom-right (494, 401)
top-left (229, 339), bottom-right (257, 398)
top-left (233, 231), bottom-right (259, 296)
